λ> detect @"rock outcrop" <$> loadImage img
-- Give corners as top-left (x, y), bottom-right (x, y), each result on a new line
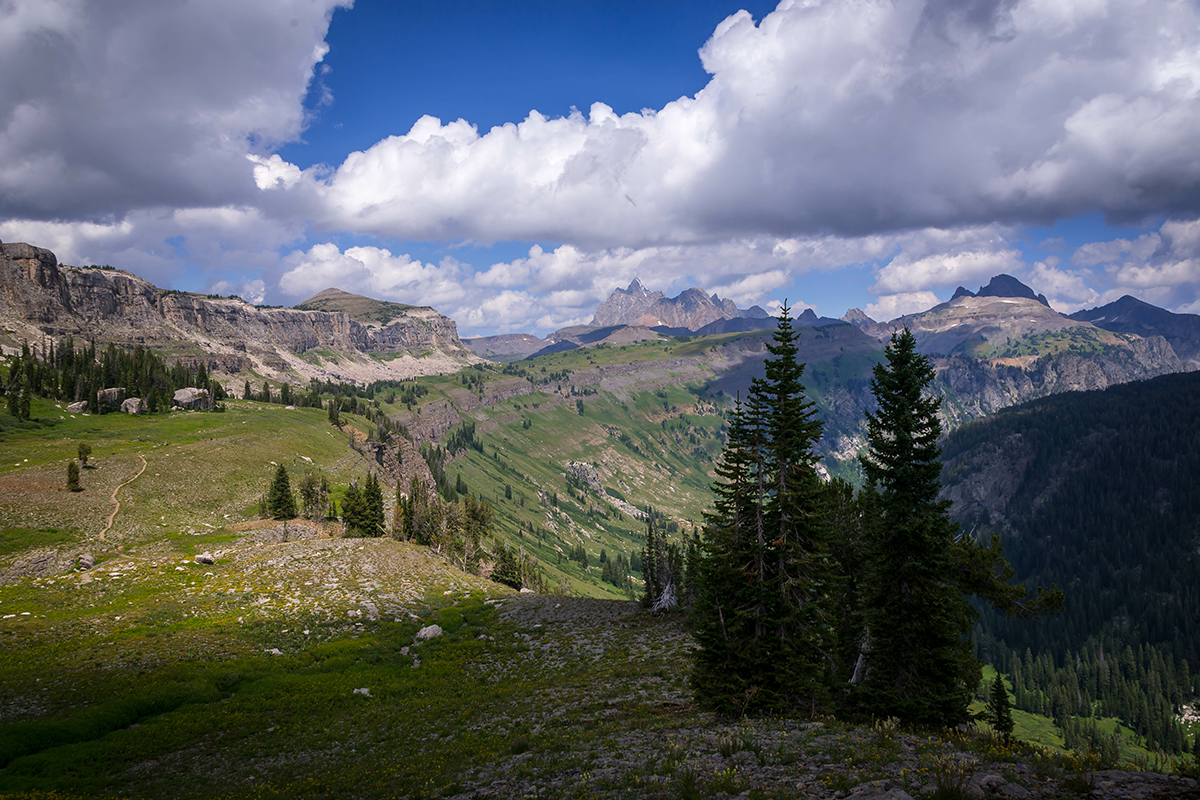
top-left (0, 241), bottom-right (476, 383)
top-left (173, 387), bottom-right (210, 409)
top-left (120, 397), bottom-right (145, 415)
top-left (932, 335), bottom-right (1183, 426)
top-left (96, 387), bottom-right (125, 411)
top-left (590, 278), bottom-right (770, 330)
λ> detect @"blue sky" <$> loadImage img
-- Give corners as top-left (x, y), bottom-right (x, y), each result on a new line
top-left (3, 0), bottom-right (1200, 336)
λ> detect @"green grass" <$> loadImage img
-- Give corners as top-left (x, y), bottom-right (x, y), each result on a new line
top-left (0, 528), bottom-right (78, 558)
top-left (0, 397), bottom-right (370, 546)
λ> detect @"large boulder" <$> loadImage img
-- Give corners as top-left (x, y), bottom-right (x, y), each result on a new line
top-left (96, 387), bottom-right (125, 411)
top-left (66, 401), bottom-right (87, 413)
top-left (173, 387), bottom-right (209, 409)
top-left (120, 397), bottom-right (145, 415)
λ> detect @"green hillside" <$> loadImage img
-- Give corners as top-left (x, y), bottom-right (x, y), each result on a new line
top-left (295, 287), bottom-right (419, 325)
top-left (942, 371), bottom-right (1200, 755)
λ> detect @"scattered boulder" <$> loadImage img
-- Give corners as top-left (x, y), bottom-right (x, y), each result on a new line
top-left (96, 387), bottom-right (125, 411)
top-left (78, 553), bottom-right (95, 570)
top-left (120, 397), bottom-right (145, 415)
top-left (968, 774), bottom-right (1005, 798)
top-left (353, 688), bottom-right (371, 697)
top-left (846, 780), bottom-right (915, 800)
top-left (520, 587), bottom-right (535, 594)
top-left (194, 552), bottom-right (214, 565)
top-left (415, 624), bottom-right (442, 640)
top-left (173, 387), bottom-right (209, 410)
top-left (67, 401), bottom-right (87, 413)
top-left (265, 648), bottom-right (283, 656)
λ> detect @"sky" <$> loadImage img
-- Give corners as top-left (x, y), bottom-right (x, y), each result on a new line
top-left (2, 0), bottom-right (1200, 337)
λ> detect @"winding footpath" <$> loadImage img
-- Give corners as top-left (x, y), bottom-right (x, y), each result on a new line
top-left (98, 453), bottom-right (147, 552)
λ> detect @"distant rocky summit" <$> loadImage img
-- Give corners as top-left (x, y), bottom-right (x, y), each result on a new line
top-left (0, 240), bottom-right (476, 384)
top-left (1070, 294), bottom-right (1200, 368)
top-left (591, 278), bottom-right (770, 330)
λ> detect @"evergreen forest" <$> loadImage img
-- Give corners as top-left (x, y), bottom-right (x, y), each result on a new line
top-left (942, 371), bottom-right (1200, 754)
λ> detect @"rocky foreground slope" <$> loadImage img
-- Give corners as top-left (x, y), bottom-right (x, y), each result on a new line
top-left (0, 240), bottom-right (476, 383)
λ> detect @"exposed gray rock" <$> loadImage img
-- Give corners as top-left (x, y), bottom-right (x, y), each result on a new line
top-left (0, 242), bottom-right (476, 382)
top-left (591, 278), bottom-right (768, 330)
top-left (566, 461), bottom-right (604, 493)
top-left (194, 552), bottom-right (214, 565)
top-left (968, 773), bottom-right (1005, 798)
top-left (847, 779), bottom-right (915, 800)
top-left (415, 624), bottom-right (442, 640)
top-left (78, 553), bottom-right (95, 570)
top-left (95, 387), bottom-right (125, 411)
top-left (67, 401), bottom-right (87, 413)
top-left (120, 397), bottom-right (145, 415)
top-left (173, 387), bottom-right (209, 410)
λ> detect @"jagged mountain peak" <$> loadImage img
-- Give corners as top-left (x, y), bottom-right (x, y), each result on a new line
top-left (841, 307), bottom-right (876, 327)
top-left (590, 281), bottom-right (769, 330)
top-left (971, 274), bottom-right (1049, 306)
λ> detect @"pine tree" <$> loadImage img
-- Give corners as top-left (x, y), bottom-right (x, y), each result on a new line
top-left (857, 328), bottom-right (972, 724)
top-left (266, 464), bottom-right (296, 519)
top-left (987, 674), bottom-right (1015, 739)
top-left (492, 543), bottom-right (521, 589)
top-left (77, 442), bottom-right (91, 467)
top-left (341, 480), bottom-right (364, 535)
top-left (66, 460), bottom-right (82, 492)
top-left (361, 472), bottom-right (385, 536)
top-left (691, 304), bottom-right (833, 714)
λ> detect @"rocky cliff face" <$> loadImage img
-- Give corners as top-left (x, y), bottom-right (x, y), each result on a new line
top-left (0, 241), bottom-right (475, 382)
top-left (590, 278), bottom-right (769, 330)
top-left (932, 335), bottom-right (1183, 425)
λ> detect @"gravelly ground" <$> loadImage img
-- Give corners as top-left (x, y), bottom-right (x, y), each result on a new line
top-left (438, 594), bottom-right (1200, 800)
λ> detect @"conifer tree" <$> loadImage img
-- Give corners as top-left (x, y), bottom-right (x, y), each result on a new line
top-left (341, 480), bottom-right (364, 535)
top-left (857, 328), bottom-right (969, 724)
top-left (66, 460), bottom-right (82, 492)
top-left (987, 674), bottom-right (1015, 739)
top-left (691, 304), bottom-right (833, 714)
top-left (855, 329), bottom-right (1061, 724)
top-left (361, 472), bottom-right (385, 536)
top-left (267, 464), bottom-right (296, 519)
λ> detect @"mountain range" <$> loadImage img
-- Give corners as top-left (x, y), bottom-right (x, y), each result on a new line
top-left (3, 239), bottom-right (1198, 436)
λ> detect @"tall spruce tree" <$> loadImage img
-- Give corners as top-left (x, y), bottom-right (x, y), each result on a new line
top-left (361, 472), bottom-right (385, 536)
top-left (267, 464), bottom-right (297, 520)
top-left (857, 328), bottom-right (972, 724)
top-left (987, 674), bottom-right (1015, 739)
top-left (691, 304), bottom-right (833, 714)
top-left (854, 328), bottom-right (1061, 724)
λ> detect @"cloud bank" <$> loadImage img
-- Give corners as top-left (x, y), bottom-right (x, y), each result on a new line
top-left (2, 0), bottom-right (1199, 332)
top-left (270, 0), bottom-right (1200, 246)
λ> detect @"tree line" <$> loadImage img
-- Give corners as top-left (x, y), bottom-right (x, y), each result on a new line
top-left (3, 338), bottom-right (226, 418)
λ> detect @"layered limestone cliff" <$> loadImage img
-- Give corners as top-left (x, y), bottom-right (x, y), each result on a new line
top-left (0, 241), bottom-right (476, 382)
top-left (932, 335), bottom-right (1184, 426)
